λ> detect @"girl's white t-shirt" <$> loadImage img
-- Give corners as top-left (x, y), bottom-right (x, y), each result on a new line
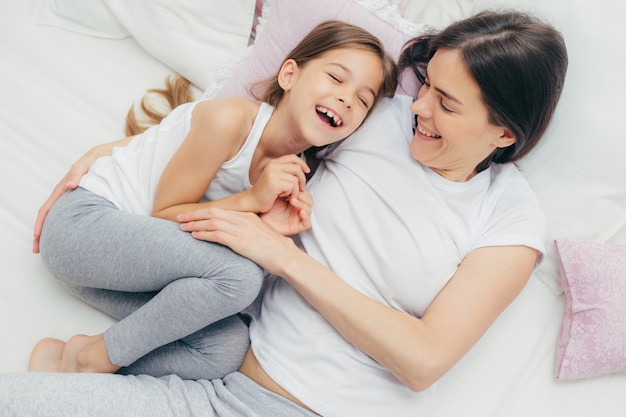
top-left (248, 94), bottom-right (546, 417)
top-left (79, 101), bottom-right (274, 214)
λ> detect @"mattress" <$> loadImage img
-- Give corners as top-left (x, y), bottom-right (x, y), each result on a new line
top-left (1, 0), bottom-right (625, 416)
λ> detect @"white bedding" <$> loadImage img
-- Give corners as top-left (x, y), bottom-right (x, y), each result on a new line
top-left (1, 0), bottom-right (625, 416)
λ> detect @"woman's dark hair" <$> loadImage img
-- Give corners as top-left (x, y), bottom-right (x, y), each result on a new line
top-left (399, 11), bottom-right (568, 171)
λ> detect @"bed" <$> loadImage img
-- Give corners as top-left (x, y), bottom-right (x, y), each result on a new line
top-left (1, 0), bottom-right (625, 416)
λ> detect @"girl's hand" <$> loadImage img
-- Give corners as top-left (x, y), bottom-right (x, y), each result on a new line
top-left (178, 208), bottom-right (297, 275)
top-left (248, 155), bottom-right (310, 213)
top-left (260, 189), bottom-right (313, 236)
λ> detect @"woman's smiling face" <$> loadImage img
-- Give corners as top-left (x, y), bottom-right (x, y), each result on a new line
top-left (409, 48), bottom-right (515, 182)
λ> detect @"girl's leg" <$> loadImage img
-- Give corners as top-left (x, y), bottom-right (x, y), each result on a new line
top-left (39, 188), bottom-right (263, 371)
top-left (119, 315), bottom-right (250, 379)
top-left (61, 285), bottom-right (250, 379)
top-left (61, 284), bottom-right (156, 321)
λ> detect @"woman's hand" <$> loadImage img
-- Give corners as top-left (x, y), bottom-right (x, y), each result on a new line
top-left (178, 207), bottom-right (298, 275)
top-left (260, 189), bottom-right (313, 236)
top-left (247, 154), bottom-right (310, 214)
top-left (32, 136), bottom-right (134, 253)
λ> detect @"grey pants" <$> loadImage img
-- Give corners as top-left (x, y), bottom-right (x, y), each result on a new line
top-left (0, 371), bottom-right (318, 417)
top-left (39, 188), bottom-right (264, 379)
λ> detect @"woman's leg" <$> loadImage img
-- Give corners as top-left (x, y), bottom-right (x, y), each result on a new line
top-left (0, 372), bottom-right (318, 417)
top-left (1, 373), bottom-right (210, 417)
top-left (38, 188), bottom-right (263, 372)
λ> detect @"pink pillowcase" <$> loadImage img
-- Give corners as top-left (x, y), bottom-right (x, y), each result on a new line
top-left (215, 0), bottom-right (426, 100)
top-left (554, 239), bottom-right (626, 380)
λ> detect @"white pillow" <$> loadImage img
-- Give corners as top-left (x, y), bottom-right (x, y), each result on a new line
top-left (104, 0), bottom-right (256, 90)
top-left (38, 0), bottom-right (257, 90)
top-left (389, 0), bottom-right (476, 28)
top-left (472, 0), bottom-right (626, 294)
top-left (37, 0), bottom-right (129, 39)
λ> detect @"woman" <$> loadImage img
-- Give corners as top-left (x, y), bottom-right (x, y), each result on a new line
top-left (1, 10), bottom-right (567, 417)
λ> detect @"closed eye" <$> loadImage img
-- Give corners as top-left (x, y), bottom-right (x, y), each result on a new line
top-left (328, 73), bottom-right (341, 83)
top-left (328, 71), bottom-right (373, 109)
top-left (424, 78), bottom-right (453, 113)
top-left (440, 100), bottom-right (452, 113)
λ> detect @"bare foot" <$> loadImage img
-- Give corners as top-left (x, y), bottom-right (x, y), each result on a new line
top-left (58, 334), bottom-right (121, 373)
top-left (28, 337), bottom-right (66, 372)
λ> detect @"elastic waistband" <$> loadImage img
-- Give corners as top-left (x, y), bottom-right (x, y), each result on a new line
top-left (223, 372), bottom-right (319, 417)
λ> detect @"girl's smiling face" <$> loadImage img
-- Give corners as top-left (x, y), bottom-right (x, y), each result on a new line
top-left (279, 47), bottom-right (383, 148)
top-left (409, 48), bottom-right (515, 182)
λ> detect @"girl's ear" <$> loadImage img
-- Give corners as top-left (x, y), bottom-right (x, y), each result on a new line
top-left (495, 127), bottom-right (516, 149)
top-left (278, 59), bottom-right (298, 91)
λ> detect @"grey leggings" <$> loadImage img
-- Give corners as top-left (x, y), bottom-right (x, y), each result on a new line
top-left (39, 187), bottom-right (264, 379)
top-left (0, 371), bottom-right (318, 417)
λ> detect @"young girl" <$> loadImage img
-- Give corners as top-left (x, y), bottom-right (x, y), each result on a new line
top-left (29, 20), bottom-right (398, 379)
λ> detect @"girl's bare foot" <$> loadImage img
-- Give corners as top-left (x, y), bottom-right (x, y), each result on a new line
top-left (28, 338), bottom-right (66, 372)
top-left (58, 333), bottom-right (121, 374)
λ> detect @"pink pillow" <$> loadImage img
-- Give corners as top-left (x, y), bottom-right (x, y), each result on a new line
top-left (213, 0), bottom-right (426, 100)
top-left (554, 239), bottom-right (626, 380)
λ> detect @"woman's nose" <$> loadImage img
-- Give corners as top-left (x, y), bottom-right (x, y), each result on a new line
top-left (411, 93), bottom-right (431, 118)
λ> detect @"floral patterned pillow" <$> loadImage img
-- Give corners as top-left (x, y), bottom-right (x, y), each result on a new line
top-left (554, 239), bottom-right (626, 380)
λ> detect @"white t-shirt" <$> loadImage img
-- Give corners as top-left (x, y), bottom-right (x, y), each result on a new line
top-left (248, 94), bottom-right (546, 417)
top-left (79, 101), bottom-right (274, 214)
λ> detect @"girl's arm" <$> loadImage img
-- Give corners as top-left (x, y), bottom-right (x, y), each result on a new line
top-left (151, 98), bottom-right (309, 222)
top-left (258, 189), bottom-right (314, 236)
top-left (178, 208), bottom-right (537, 392)
top-left (32, 136), bottom-right (135, 253)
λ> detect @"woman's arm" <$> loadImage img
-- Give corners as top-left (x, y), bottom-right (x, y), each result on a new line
top-left (32, 136), bottom-right (135, 253)
top-left (151, 98), bottom-right (310, 222)
top-left (178, 208), bottom-right (537, 391)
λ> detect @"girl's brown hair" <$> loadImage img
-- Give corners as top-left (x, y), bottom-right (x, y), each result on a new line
top-left (126, 20), bottom-right (398, 137)
top-left (254, 20), bottom-right (397, 109)
top-left (125, 76), bottom-right (194, 136)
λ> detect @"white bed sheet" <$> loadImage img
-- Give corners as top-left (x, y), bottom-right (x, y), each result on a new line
top-left (1, 1), bottom-right (625, 416)
top-left (0, 0), bottom-right (165, 368)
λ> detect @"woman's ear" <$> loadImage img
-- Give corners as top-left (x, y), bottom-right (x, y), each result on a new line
top-left (277, 59), bottom-right (298, 91)
top-left (495, 127), bottom-right (516, 148)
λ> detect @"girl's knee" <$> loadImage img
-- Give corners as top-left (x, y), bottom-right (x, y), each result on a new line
top-left (233, 261), bottom-right (265, 305)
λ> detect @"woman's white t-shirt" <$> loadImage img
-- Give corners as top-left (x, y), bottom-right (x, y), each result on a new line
top-left (248, 94), bottom-right (546, 417)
